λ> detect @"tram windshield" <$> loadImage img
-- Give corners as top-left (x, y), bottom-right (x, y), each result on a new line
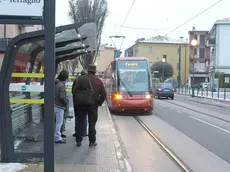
top-left (117, 60), bottom-right (150, 94)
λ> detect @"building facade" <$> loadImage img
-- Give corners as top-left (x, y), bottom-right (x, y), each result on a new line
top-left (75, 44), bottom-right (115, 74)
top-left (125, 36), bottom-right (189, 85)
top-left (0, 24), bottom-right (43, 68)
top-left (188, 28), bottom-right (210, 86)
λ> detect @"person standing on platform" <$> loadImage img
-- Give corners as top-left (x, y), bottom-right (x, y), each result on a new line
top-left (54, 70), bottom-right (69, 144)
top-left (72, 70), bottom-right (88, 137)
top-left (73, 64), bottom-right (106, 147)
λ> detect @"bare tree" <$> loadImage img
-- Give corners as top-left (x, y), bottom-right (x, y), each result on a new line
top-left (68, 0), bottom-right (109, 69)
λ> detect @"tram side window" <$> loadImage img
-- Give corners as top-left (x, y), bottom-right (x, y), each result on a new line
top-left (111, 72), bottom-right (116, 92)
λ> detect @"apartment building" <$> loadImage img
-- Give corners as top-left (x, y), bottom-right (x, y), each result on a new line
top-left (0, 24), bottom-right (43, 68)
top-left (188, 27), bottom-right (210, 86)
top-left (75, 43), bottom-right (115, 74)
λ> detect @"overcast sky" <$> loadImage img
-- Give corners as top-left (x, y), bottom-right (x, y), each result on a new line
top-left (56, 0), bottom-right (229, 53)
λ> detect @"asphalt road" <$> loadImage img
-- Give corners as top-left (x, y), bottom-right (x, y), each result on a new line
top-left (154, 97), bottom-right (230, 164)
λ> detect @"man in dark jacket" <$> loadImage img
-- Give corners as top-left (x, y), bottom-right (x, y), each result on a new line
top-left (72, 70), bottom-right (88, 137)
top-left (73, 64), bottom-right (106, 147)
top-left (55, 70), bottom-right (69, 144)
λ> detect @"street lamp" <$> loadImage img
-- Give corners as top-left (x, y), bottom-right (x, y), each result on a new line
top-left (191, 39), bottom-right (198, 97)
top-left (162, 58), bottom-right (166, 82)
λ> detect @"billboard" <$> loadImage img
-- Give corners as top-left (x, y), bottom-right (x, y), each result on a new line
top-left (0, 0), bottom-right (43, 17)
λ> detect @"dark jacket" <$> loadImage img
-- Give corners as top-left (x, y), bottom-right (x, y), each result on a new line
top-left (73, 74), bottom-right (106, 106)
top-left (55, 79), bottom-right (69, 109)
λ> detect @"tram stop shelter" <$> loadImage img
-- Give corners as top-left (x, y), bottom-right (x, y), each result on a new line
top-left (0, 22), bottom-right (97, 162)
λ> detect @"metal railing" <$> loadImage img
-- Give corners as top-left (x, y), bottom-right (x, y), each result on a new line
top-left (176, 85), bottom-right (230, 101)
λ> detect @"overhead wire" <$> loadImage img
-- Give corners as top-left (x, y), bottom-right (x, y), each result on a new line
top-left (165, 0), bottom-right (223, 35)
top-left (115, 25), bottom-right (170, 31)
top-left (117, 0), bottom-right (137, 34)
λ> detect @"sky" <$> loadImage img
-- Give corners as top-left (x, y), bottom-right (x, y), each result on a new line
top-left (56, 0), bottom-right (230, 54)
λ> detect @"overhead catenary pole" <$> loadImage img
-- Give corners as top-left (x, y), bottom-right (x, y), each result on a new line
top-left (44, 0), bottom-right (56, 171)
top-left (109, 35), bottom-right (126, 58)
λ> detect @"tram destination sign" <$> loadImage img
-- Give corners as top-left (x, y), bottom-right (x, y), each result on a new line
top-left (0, 0), bottom-right (44, 24)
top-left (118, 60), bottom-right (148, 69)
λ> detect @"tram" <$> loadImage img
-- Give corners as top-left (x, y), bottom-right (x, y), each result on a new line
top-left (103, 57), bottom-right (154, 115)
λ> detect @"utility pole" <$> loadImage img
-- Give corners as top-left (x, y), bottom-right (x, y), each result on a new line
top-left (109, 35), bottom-right (126, 58)
top-left (178, 46), bottom-right (181, 86)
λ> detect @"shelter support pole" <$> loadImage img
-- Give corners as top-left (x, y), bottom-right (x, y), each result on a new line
top-left (44, 0), bottom-right (56, 171)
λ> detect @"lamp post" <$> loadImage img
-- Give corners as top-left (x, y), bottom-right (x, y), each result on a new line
top-left (191, 39), bottom-right (198, 97)
top-left (162, 58), bottom-right (166, 82)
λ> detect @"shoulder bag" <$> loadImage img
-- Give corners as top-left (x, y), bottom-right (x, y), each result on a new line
top-left (74, 76), bottom-right (95, 105)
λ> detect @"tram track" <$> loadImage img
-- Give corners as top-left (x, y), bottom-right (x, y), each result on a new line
top-left (161, 99), bottom-right (230, 123)
top-left (133, 116), bottom-right (192, 172)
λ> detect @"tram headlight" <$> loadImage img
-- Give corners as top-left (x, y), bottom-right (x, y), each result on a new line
top-left (114, 94), bottom-right (123, 100)
top-left (145, 94), bottom-right (151, 99)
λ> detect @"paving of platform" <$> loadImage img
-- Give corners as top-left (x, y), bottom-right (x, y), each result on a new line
top-left (14, 105), bottom-right (131, 172)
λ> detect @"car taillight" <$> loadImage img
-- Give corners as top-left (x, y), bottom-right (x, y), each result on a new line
top-left (172, 88), bottom-right (175, 92)
top-left (158, 88), bottom-right (162, 92)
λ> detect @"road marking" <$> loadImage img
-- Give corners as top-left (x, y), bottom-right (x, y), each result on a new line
top-left (170, 108), bottom-right (174, 110)
top-left (177, 111), bottom-right (182, 114)
top-left (160, 104), bottom-right (167, 107)
top-left (190, 116), bottom-right (230, 134)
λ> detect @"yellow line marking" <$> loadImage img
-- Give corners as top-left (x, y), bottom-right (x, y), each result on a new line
top-left (11, 73), bottom-right (75, 79)
top-left (10, 98), bottom-right (44, 104)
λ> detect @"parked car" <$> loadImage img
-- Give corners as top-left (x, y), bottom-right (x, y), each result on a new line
top-left (154, 83), bottom-right (175, 99)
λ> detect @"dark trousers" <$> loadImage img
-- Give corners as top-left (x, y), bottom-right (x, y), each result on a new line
top-left (75, 104), bottom-right (98, 143)
top-left (74, 106), bottom-right (87, 134)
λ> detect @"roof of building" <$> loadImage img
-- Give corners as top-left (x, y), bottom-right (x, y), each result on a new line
top-left (136, 35), bottom-right (187, 44)
top-left (214, 17), bottom-right (230, 25)
top-left (210, 17), bottom-right (230, 33)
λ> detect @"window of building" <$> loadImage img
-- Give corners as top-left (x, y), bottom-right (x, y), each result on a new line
top-left (148, 47), bottom-right (152, 54)
top-left (194, 34), bottom-right (197, 40)
top-left (200, 35), bottom-right (205, 47)
top-left (18, 26), bottom-right (22, 34)
top-left (163, 54), bottom-right (167, 61)
top-left (199, 63), bottom-right (205, 72)
top-left (194, 48), bottom-right (197, 56)
top-left (199, 48), bottom-right (205, 58)
top-left (193, 63), bottom-right (198, 72)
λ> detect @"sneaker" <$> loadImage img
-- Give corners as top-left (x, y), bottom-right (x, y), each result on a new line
top-left (89, 142), bottom-right (97, 147)
top-left (61, 133), bottom-right (67, 138)
top-left (55, 140), bottom-right (66, 144)
top-left (76, 142), bottom-right (82, 147)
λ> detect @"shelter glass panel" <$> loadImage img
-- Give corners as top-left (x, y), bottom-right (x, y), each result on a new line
top-left (10, 42), bottom-right (45, 155)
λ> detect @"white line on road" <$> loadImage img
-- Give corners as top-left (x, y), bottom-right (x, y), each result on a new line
top-left (170, 108), bottom-right (174, 110)
top-left (189, 116), bottom-right (230, 134)
top-left (160, 104), bottom-right (167, 107)
top-left (177, 111), bottom-right (182, 114)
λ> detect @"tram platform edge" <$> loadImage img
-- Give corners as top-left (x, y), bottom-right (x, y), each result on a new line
top-left (4, 104), bottom-right (132, 172)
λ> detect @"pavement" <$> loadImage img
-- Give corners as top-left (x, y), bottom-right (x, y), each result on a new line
top-left (5, 105), bottom-right (132, 172)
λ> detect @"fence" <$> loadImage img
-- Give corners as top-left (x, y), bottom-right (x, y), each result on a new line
top-left (176, 86), bottom-right (230, 101)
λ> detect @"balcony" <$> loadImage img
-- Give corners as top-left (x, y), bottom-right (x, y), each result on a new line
top-left (189, 54), bottom-right (210, 62)
top-left (0, 38), bottom-right (13, 52)
top-left (189, 68), bottom-right (209, 74)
